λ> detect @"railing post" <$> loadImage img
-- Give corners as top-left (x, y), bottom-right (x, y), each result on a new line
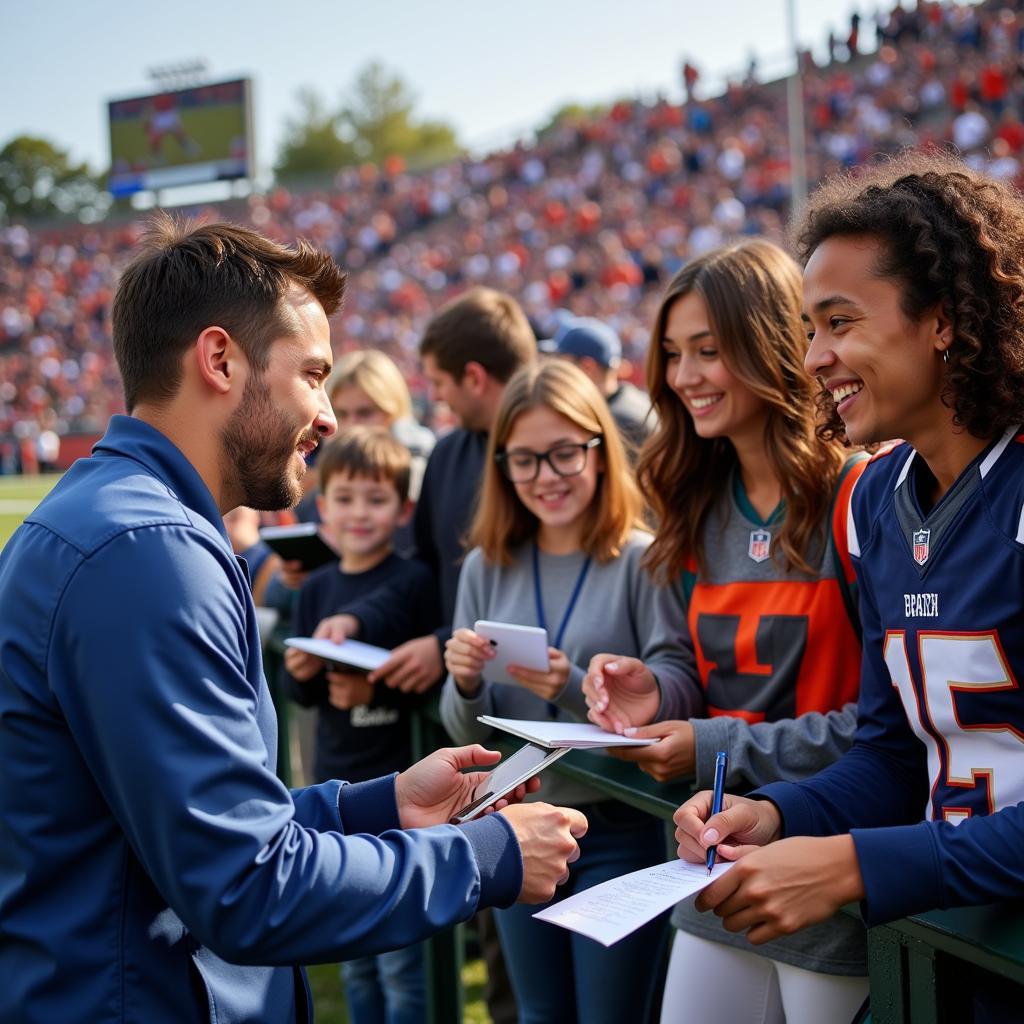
top-left (410, 708), bottom-right (464, 1024)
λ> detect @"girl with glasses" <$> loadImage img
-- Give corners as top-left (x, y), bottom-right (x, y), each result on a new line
top-left (582, 239), bottom-right (871, 1024)
top-left (440, 359), bottom-right (700, 1024)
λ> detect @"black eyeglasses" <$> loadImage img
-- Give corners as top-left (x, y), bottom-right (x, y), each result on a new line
top-left (495, 437), bottom-right (602, 483)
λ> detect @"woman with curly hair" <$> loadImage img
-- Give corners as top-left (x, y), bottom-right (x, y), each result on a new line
top-left (676, 152), bottom-right (1024, 1021)
top-left (583, 239), bottom-right (870, 1024)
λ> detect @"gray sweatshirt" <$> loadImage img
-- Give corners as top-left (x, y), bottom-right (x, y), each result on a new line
top-left (440, 531), bottom-right (702, 808)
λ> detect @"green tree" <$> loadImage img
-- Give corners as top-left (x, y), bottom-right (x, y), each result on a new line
top-left (341, 62), bottom-right (461, 166)
top-left (0, 135), bottom-right (108, 223)
top-left (536, 101), bottom-right (610, 139)
top-left (273, 64), bottom-right (461, 183)
top-left (273, 88), bottom-right (357, 183)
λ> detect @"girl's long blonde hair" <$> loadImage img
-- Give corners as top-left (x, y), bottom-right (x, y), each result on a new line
top-left (639, 239), bottom-right (848, 580)
top-left (470, 360), bottom-right (643, 566)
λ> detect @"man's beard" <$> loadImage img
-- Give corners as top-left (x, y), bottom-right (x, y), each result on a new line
top-left (220, 372), bottom-right (319, 511)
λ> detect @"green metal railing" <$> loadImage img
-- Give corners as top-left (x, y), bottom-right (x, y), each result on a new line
top-left (264, 634), bottom-right (1024, 1023)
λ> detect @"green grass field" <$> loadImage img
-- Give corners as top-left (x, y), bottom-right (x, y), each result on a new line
top-left (110, 104), bottom-right (247, 169)
top-left (0, 474), bottom-right (60, 548)
top-left (0, 473), bottom-right (493, 1022)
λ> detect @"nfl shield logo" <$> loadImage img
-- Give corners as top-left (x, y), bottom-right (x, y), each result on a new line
top-left (913, 528), bottom-right (930, 565)
top-left (748, 529), bottom-right (771, 564)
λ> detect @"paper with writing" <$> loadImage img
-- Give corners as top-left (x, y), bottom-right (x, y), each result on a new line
top-left (533, 859), bottom-right (733, 946)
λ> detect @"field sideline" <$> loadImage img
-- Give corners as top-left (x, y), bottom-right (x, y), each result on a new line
top-left (0, 474), bottom-right (61, 548)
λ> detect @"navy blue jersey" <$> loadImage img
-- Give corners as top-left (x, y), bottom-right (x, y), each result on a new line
top-left (759, 428), bottom-right (1024, 926)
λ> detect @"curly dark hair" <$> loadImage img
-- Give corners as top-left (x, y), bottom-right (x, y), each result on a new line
top-left (793, 150), bottom-right (1024, 442)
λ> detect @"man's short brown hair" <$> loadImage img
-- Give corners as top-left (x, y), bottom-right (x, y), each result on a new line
top-left (318, 427), bottom-right (412, 503)
top-left (419, 286), bottom-right (536, 382)
top-left (112, 212), bottom-right (347, 411)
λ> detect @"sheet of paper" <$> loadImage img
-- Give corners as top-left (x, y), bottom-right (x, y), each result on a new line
top-left (284, 636), bottom-right (391, 672)
top-left (533, 859), bottom-right (733, 946)
top-left (477, 715), bottom-right (658, 748)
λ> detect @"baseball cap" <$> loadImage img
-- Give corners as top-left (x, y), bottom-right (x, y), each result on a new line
top-left (541, 317), bottom-right (622, 368)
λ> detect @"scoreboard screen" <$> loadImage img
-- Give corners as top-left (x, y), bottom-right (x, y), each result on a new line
top-left (107, 78), bottom-right (254, 196)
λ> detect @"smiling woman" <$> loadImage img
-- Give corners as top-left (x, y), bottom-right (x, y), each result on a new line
top-left (669, 150), bottom-right (1024, 1024)
top-left (582, 238), bottom-right (871, 1024)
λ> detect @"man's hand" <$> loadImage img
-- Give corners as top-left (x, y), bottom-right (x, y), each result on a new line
top-left (608, 720), bottom-right (695, 782)
top-left (583, 654), bottom-right (659, 733)
top-left (370, 635), bottom-right (443, 693)
top-left (284, 645), bottom-right (324, 682)
top-left (499, 803), bottom-right (589, 903)
top-left (694, 835), bottom-right (865, 944)
top-left (313, 614), bottom-right (361, 643)
top-left (395, 745), bottom-right (539, 829)
top-left (326, 669), bottom-right (375, 709)
top-left (443, 628), bottom-right (493, 696)
top-left (674, 791), bottom-right (783, 864)
top-left (508, 648), bottom-right (571, 702)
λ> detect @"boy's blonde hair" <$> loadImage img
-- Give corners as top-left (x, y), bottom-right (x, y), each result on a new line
top-left (318, 427), bottom-right (412, 503)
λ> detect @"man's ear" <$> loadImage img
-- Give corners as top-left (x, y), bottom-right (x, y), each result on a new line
top-left (195, 327), bottom-right (242, 395)
top-left (461, 360), bottom-right (490, 396)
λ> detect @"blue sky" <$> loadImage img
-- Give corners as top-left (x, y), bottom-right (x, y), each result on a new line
top-left (5, 0), bottom-right (883, 177)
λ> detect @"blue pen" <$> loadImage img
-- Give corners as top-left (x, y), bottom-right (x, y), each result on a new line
top-left (706, 751), bottom-right (729, 875)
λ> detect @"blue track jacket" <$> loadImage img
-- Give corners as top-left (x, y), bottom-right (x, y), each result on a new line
top-left (0, 416), bottom-right (521, 1023)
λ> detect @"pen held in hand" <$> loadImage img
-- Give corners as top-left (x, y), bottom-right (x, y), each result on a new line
top-left (706, 750), bottom-right (729, 875)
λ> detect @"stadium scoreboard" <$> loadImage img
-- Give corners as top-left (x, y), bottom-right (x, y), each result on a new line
top-left (107, 78), bottom-right (254, 196)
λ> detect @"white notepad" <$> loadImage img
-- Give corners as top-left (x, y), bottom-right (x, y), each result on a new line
top-left (477, 715), bottom-right (659, 749)
top-left (284, 636), bottom-right (391, 673)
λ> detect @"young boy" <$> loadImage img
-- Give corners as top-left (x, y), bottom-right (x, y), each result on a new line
top-left (283, 426), bottom-right (440, 1024)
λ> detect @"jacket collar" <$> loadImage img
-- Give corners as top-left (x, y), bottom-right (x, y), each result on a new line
top-left (92, 415), bottom-right (229, 543)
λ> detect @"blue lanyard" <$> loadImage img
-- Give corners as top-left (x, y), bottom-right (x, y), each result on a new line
top-left (532, 542), bottom-right (592, 650)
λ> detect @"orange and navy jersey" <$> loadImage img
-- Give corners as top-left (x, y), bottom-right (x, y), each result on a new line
top-left (682, 457), bottom-right (865, 723)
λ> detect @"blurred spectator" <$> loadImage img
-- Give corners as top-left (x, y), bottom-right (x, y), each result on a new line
top-left (543, 317), bottom-right (654, 453)
top-left (4, 0), bottom-right (1024, 460)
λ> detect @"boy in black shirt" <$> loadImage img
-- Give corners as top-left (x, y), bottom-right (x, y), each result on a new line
top-left (283, 427), bottom-right (438, 1024)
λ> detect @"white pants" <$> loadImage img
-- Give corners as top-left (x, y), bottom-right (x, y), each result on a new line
top-left (660, 929), bottom-right (869, 1024)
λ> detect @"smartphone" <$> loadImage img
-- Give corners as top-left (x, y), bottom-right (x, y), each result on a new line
top-left (449, 742), bottom-right (570, 824)
top-left (474, 620), bottom-right (549, 685)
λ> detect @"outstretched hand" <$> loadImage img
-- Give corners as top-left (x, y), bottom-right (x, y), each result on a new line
top-left (583, 654), bottom-right (659, 733)
top-left (395, 745), bottom-right (540, 829)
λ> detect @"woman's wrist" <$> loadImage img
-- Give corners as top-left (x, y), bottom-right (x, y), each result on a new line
top-left (455, 674), bottom-right (482, 698)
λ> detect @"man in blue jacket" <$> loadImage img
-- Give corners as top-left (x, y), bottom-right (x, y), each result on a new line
top-left (0, 215), bottom-right (587, 1024)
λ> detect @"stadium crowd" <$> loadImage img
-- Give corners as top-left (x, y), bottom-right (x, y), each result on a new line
top-left (3, 0), bottom-right (1024, 471)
